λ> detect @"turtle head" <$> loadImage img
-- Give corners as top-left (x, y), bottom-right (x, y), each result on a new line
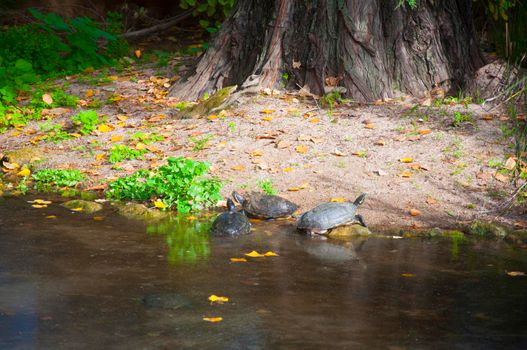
top-left (226, 198), bottom-right (236, 212)
top-left (232, 191), bottom-right (246, 205)
top-left (353, 193), bottom-right (367, 206)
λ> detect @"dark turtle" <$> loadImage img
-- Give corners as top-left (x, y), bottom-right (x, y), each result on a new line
top-left (232, 191), bottom-right (298, 219)
top-left (297, 193), bottom-right (367, 234)
top-left (211, 198), bottom-right (251, 237)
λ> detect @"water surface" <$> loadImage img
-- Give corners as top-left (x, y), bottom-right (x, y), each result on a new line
top-left (1, 197), bottom-right (526, 349)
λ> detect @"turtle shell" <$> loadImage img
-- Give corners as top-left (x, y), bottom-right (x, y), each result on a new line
top-left (235, 191), bottom-right (298, 219)
top-left (211, 199), bottom-right (251, 237)
top-left (297, 202), bottom-right (359, 233)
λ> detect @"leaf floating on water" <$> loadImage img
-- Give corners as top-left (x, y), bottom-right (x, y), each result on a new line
top-left (203, 317), bottom-right (223, 323)
top-left (208, 295), bottom-right (229, 304)
top-left (245, 250), bottom-right (266, 258)
top-left (401, 273), bottom-right (416, 277)
top-left (230, 258), bottom-right (247, 262)
top-left (263, 251), bottom-right (279, 257)
top-left (506, 271), bottom-right (525, 277)
top-left (46, 215), bottom-right (57, 219)
top-left (32, 204), bottom-right (48, 208)
top-left (29, 199), bottom-right (52, 205)
top-left (93, 216), bottom-right (105, 221)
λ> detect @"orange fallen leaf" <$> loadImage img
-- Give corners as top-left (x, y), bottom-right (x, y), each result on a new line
top-left (232, 165), bottom-right (246, 171)
top-left (85, 89), bottom-right (95, 98)
top-left (418, 129), bottom-right (432, 135)
top-left (494, 172), bottom-right (509, 182)
top-left (409, 208), bottom-right (421, 216)
top-left (374, 139), bottom-right (385, 146)
top-left (134, 50), bottom-right (142, 58)
top-left (203, 317), bottom-right (223, 323)
top-left (260, 109), bottom-right (275, 114)
top-left (426, 197), bottom-right (438, 205)
top-left (309, 118), bottom-right (320, 123)
top-left (230, 258), bottom-right (247, 262)
top-left (506, 271), bottom-right (525, 277)
top-left (42, 93), bottom-right (53, 105)
top-left (399, 172), bottom-right (412, 178)
top-left (330, 198), bottom-right (347, 202)
top-left (399, 157), bottom-right (414, 163)
top-left (364, 123), bottom-right (375, 129)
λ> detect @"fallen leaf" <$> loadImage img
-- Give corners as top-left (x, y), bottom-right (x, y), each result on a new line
top-left (134, 49), bottom-right (142, 58)
top-left (398, 172), bottom-right (412, 178)
top-left (17, 167), bottom-right (30, 177)
top-left (135, 142), bottom-right (146, 150)
top-left (418, 129), bottom-right (432, 135)
top-left (111, 135), bottom-right (124, 142)
top-left (332, 150), bottom-right (347, 156)
top-left (374, 169), bottom-right (387, 176)
top-left (364, 123), bottom-right (375, 129)
top-left (95, 153), bottom-right (106, 161)
top-left (262, 116), bottom-right (273, 122)
top-left (245, 250), bottom-right (266, 257)
top-left (230, 258), bottom-right (247, 262)
top-left (401, 273), bottom-right (416, 277)
top-left (42, 93), bottom-right (53, 105)
top-left (481, 114), bottom-right (494, 121)
top-left (85, 89), bottom-right (95, 98)
top-left (97, 124), bottom-right (113, 133)
top-left (208, 295), bottom-right (229, 304)
top-left (399, 157), bottom-right (414, 163)
top-left (93, 216), bottom-right (105, 221)
top-left (232, 165), bottom-right (246, 171)
top-left (283, 167), bottom-right (294, 173)
top-left (504, 157), bottom-right (517, 171)
top-left (287, 187), bottom-right (302, 192)
top-left (249, 149), bottom-right (263, 157)
top-left (117, 115), bottom-right (128, 122)
top-left (374, 139), bottom-right (385, 146)
top-left (263, 251), bottom-right (279, 257)
top-left (276, 140), bottom-right (291, 149)
top-left (46, 215), bottom-right (57, 219)
top-left (260, 109), bottom-right (275, 114)
top-left (292, 60), bottom-right (301, 69)
top-left (506, 271), bottom-right (525, 277)
top-left (295, 145), bottom-right (309, 154)
top-left (29, 199), bottom-right (52, 204)
top-left (32, 204), bottom-right (48, 208)
top-left (207, 114), bottom-right (219, 120)
top-left (330, 198), bottom-right (347, 202)
top-left (203, 317), bottom-right (223, 323)
top-left (153, 200), bottom-right (167, 209)
top-left (513, 221), bottom-right (527, 229)
top-left (426, 197), bottom-right (438, 205)
top-left (494, 172), bottom-right (509, 182)
top-left (2, 162), bottom-right (19, 170)
top-left (71, 207), bottom-right (84, 212)
top-left (409, 208), bottom-right (421, 216)
top-left (309, 118), bottom-right (320, 123)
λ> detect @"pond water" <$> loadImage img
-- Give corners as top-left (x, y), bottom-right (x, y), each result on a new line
top-left (1, 197), bottom-right (526, 349)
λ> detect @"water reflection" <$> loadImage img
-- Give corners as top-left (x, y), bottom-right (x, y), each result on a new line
top-left (146, 215), bottom-right (212, 265)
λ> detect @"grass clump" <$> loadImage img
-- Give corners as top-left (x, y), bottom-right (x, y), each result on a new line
top-left (257, 179), bottom-right (278, 195)
top-left (109, 145), bottom-right (147, 164)
top-left (107, 157), bottom-right (223, 213)
top-left (32, 169), bottom-right (86, 191)
top-left (72, 110), bottom-right (102, 135)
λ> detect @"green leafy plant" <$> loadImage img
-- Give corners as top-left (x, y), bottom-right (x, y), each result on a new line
top-left (32, 169), bottom-right (86, 191)
top-left (107, 157), bottom-right (223, 213)
top-left (109, 145), bottom-right (147, 164)
top-left (180, 0), bottom-right (235, 33)
top-left (39, 122), bottom-right (73, 143)
top-left (130, 132), bottom-right (165, 144)
top-left (190, 134), bottom-right (212, 151)
top-left (72, 110), bottom-right (102, 135)
top-left (257, 179), bottom-right (278, 195)
top-left (453, 111), bottom-right (474, 127)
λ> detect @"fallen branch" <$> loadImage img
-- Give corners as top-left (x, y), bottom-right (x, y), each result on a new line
top-left (120, 8), bottom-right (194, 41)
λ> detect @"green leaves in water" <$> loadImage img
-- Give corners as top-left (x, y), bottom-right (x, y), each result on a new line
top-left (147, 215), bottom-right (212, 265)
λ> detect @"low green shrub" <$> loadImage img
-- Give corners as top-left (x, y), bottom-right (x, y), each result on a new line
top-left (109, 145), bottom-right (147, 164)
top-left (32, 169), bottom-right (86, 191)
top-left (107, 157), bottom-right (223, 212)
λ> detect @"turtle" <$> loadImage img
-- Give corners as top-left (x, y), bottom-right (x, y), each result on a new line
top-left (232, 191), bottom-right (298, 219)
top-left (297, 193), bottom-right (367, 235)
top-left (211, 198), bottom-right (251, 237)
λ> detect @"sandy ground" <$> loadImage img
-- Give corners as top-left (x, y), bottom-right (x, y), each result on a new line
top-left (1, 63), bottom-right (523, 230)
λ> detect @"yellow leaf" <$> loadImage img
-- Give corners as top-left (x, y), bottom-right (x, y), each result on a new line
top-left (108, 75), bottom-right (118, 81)
top-left (399, 172), bottom-right (412, 178)
top-left (262, 116), bottom-right (273, 122)
top-left (93, 216), bottom-right (105, 221)
top-left (117, 115), bottom-right (128, 121)
top-left (207, 114), bottom-right (219, 120)
top-left (203, 317), bottom-right (223, 323)
top-left (250, 149), bottom-right (263, 157)
top-left (71, 207), bottom-right (84, 212)
top-left (208, 295), bottom-right (229, 304)
top-left (186, 215), bottom-right (197, 221)
top-left (399, 157), bottom-right (414, 163)
top-left (283, 167), bottom-right (294, 173)
top-left (17, 167), bottom-right (31, 177)
top-left (364, 123), bottom-right (375, 129)
top-left (2, 162), bottom-right (19, 170)
top-left (230, 258), bottom-right (247, 262)
top-left (232, 165), bottom-right (245, 171)
top-left (506, 271), bottom-right (525, 277)
top-left (135, 142), bottom-right (147, 150)
top-left (95, 153), bottom-right (106, 161)
top-left (245, 250), bottom-right (265, 257)
top-left (135, 50), bottom-right (142, 58)
top-left (309, 118), bottom-right (320, 123)
top-left (31, 199), bottom-right (52, 204)
top-left (260, 109), bottom-right (275, 114)
top-left (46, 215), bottom-right (57, 219)
top-left (295, 145), bottom-right (309, 154)
top-left (42, 93), bottom-right (53, 105)
top-left (154, 200), bottom-right (167, 209)
top-left (330, 197), bottom-right (347, 202)
top-left (69, 133), bottom-right (81, 138)
top-left (97, 124), bottom-right (113, 133)
top-left (401, 273), bottom-right (416, 277)
top-left (494, 172), bottom-right (508, 182)
top-left (10, 131), bottom-right (21, 137)
top-left (287, 187), bottom-right (301, 192)
top-left (263, 251), bottom-right (279, 257)
top-left (111, 135), bottom-right (124, 142)
top-left (85, 89), bottom-right (94, 98)
top-left (32, 204), bottom-right (48, 208)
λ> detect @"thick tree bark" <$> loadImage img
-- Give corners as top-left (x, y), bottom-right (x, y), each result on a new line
top-left (169, 0), bottom-right (484, 102)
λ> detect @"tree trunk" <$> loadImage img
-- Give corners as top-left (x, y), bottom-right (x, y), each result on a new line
top-left (169, 0), bottom-right (484, 102)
